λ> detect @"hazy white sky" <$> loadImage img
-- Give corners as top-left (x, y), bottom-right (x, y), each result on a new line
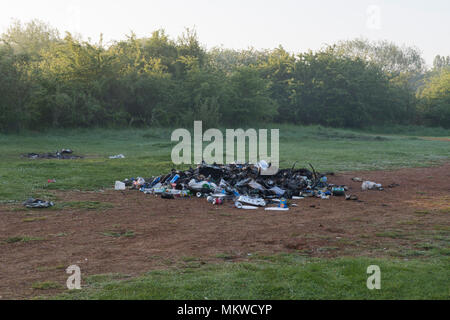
top-left (1, 0), bottom-right (449, 65)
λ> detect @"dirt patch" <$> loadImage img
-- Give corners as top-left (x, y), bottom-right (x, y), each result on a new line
top-left (1, 163), bottom-right (449, 299)
top-left (420, 137), bottom-right (450, 141)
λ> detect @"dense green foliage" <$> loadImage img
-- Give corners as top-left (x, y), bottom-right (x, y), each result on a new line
top-left (0, 20), bottom-right (449, 131)
top-left (417, 68), bottom-right (450, 128)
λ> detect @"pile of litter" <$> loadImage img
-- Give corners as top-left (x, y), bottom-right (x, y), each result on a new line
top-left (23, 149), bottom-right (83, 160)
top-left (115, 161), bottom-right (353, 210)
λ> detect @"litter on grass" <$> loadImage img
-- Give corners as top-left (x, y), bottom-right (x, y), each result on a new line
top-left (115, 181), bottom-right (126, 190)
top-left (361, 181), bottom-right (383, 191)
top-left (109, 154), bottom-right (125, 159)
top-left (23, 149), bottom-right (83, 159)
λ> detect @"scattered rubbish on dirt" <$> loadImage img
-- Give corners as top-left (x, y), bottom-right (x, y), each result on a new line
top-left (387, 183), bottom-right (400, 188)
top-left (23, 198), bottom-right (54, 208)
top-left (132, 177), bottom-right (146, 189)
top-left (207, 196), bottom-right (223, 205)
top-left (23, 149), bottom-right (83, 159)
top-left (265, 207), bottom-right (289, 211)
top-left (235, 195), bottom-right (266, 207)
top-left (161, 192), bottom-right (175, 199)
top-left (361, 181), bottom-right (383, 191)
top-left (235, 202), bottom-right (258, 210)
top-left (331, 186), bottom-right (346, 196)
top-left (345, 194), bottom-right (358, 201)
top-left (109, 154), bottom-right (125, 159)
top-left (352, 177), bottom-right (363, 182)
top-left (279, 198), bottom-right (288, 208)
top-left (114, 161), bottom-right (362, 210)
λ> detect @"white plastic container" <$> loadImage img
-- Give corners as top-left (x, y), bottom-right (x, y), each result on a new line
top-left (115, 181), bottom-right (126, 190)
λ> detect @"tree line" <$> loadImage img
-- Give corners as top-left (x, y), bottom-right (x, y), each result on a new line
top-left (0, 20), bottom-right (449, 132)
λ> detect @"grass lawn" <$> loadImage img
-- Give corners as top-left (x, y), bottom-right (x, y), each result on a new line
top-left (56, 254), bottom-right (449, 300)
top-left (1, 125), bottom-right (449, 300)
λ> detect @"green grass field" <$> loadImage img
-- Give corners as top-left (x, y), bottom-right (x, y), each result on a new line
top-left (1, 125), bottom-right (449, 300)
top-left (1, 125), bottom-right (449, 202)
top-left (57, 254), bottom-right (449, 300)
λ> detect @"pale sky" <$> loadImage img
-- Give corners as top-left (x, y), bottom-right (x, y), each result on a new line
top-left (1, 0), bottom-right (449, 66)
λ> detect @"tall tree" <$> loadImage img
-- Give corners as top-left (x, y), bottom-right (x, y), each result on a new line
top-left (336, 38), bottom-right (424, 75)
top-left (1, 19), bottom-right (60, 60)
top-left (417, 68), bottom-right (450, 128)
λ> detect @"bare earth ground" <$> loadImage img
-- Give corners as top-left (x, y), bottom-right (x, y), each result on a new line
top-left (1, 164), bottom-right (449, 299)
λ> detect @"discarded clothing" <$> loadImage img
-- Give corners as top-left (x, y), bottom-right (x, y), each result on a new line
top-left (109, 154), bottom-right (125, 159)
top-left (23, 198), bottom-right (54, 208)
